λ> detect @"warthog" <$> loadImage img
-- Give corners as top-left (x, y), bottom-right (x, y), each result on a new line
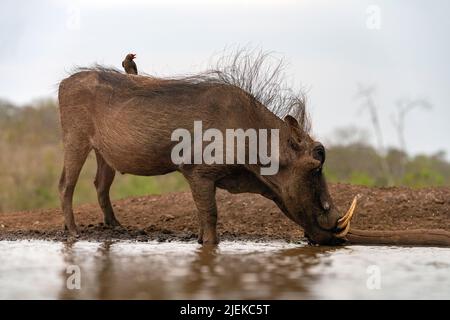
top-left (57, 53), bottom-right (357, 245)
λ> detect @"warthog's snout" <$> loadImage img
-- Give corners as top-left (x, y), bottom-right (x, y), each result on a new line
top-left (307, 195), bottom-right (361, 245)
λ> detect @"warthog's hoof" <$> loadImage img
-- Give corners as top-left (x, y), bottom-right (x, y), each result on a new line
top-left (197, 233), bottom-right (219, 245)
top-left (202, 238), bottom-right (219, 246)
top-left (64, 225), bottom-right (79, 238)
top-left (105, 218), bottom-right (122, 228)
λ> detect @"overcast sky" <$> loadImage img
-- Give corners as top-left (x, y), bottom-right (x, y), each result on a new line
top-left (1, 0), bottom-right (449, 158)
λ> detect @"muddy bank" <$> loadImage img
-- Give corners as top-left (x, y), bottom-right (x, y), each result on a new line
top-left (0, 183), bottom-right (449, 242)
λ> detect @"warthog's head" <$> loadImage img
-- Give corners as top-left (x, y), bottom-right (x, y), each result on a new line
top-left (267, 115), bottom-right (359, 245)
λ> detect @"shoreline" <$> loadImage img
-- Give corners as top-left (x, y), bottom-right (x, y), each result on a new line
top-left (1, 183), bottom-right (449, 242)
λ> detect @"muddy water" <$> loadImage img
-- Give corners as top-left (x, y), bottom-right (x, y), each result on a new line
top-left (0, 240), bottom-right (449, 299)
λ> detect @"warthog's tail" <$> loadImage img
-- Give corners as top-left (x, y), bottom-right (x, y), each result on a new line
top-left (346, 228), bottom-right (450, 247)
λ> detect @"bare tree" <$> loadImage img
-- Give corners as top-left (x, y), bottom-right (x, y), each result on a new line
top-left (355, 83), bottom-right (393, 185)
top-left (391, 98), bottom-right (432, 152)
top-left (391, 97), bottom-right (432, 179)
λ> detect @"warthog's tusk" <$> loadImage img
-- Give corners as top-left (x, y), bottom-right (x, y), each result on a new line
top-left (335, 220), bottom-right (351, 238)
top-left (336, 194), bottom-right (361, 230)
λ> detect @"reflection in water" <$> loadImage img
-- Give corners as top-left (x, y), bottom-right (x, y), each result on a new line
top-left (0, 240), bottom-right (449, 299)
top-left (59, 241), bottom-right (115, 299)
top-left (181, 245), bottom-right (342, 299)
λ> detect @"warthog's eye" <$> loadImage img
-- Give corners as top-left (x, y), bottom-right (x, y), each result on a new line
top-left (312, 144), bottom-right (325, 164)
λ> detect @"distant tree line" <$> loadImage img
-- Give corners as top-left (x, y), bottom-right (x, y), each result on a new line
top-left (0, 98), bottom-right (448, 212)
top-left (325, 139), bottom-right (449, 187)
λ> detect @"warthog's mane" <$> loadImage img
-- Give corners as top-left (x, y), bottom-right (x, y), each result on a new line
top-left (74, 49), bottom-right (310, 133)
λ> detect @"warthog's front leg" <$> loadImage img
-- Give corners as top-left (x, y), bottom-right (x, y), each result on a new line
top-left (187, 177), bottom-right (218, 245)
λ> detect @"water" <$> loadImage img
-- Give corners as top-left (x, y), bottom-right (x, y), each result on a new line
top-left (0, 240), bottom-right (449, 299)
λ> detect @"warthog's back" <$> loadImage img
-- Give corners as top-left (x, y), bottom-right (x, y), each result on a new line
top-left (58, 68), bottom-right (259, 176)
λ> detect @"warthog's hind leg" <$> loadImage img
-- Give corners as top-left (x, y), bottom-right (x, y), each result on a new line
top-left (58, 142), bottom-right (91, 236)
top-left (94, 150), bottom-right (121, 227)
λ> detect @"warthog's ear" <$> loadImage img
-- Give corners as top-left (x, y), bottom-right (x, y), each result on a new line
top-left (284, 115), bottom-right (302, 152)
top-left (284, 115), bottom-right (300, 129)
